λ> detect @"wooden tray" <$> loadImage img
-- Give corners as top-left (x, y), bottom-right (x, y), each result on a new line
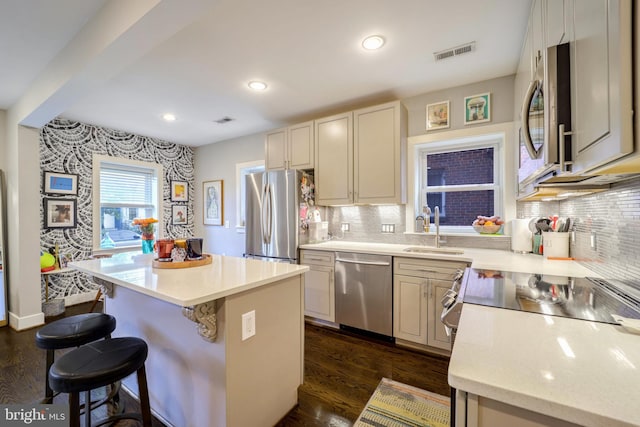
top-left (152, 254), bottom-right (212, 269)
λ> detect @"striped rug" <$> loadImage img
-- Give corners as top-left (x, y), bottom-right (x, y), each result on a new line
top-left (354, 378), bottom-right (450, 427)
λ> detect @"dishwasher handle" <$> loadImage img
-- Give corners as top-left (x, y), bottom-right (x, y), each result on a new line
top-left (335, 258), bottom-right (391, 267)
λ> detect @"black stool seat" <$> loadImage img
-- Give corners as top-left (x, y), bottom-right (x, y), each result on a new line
top-left (35, 313), bottom-right (116, 350)
top-left (49, 337), bottom-right (152, 427)
top-left (49, 337), bottom-right (148, 393)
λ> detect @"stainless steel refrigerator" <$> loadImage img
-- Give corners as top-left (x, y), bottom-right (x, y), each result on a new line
top-left (245, 169), bottom-right (309, 263)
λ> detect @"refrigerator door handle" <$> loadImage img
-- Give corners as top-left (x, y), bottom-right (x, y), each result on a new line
top-left (266, 184), bottom-right (273, 242)
top-left (261, 184), bottom-right (269, 244)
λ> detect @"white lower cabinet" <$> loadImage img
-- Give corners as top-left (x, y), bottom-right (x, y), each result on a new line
top-left (393, 257), bottom-right (467, 352)
top-left (394, 274), bottom-right (428, 345)
top-left (459, 392), bottom-right (581, 427)
top-left (300, 250), bottom-right (335, 322)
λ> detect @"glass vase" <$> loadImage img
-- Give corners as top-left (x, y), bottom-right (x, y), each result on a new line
top-left (141, 237), bottom-right (155, 254)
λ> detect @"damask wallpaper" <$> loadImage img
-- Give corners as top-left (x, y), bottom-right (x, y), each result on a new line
top-left (40, 119), bottom-right (194, 301)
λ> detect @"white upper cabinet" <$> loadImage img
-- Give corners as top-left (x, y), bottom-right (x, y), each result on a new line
top-left (265, 121), bottom-right (314, 170)
top-left (545, 0), bottom-right (566, 47)
top-left (315, 100), bottom-right (407, 206)
top-left (315, 112), bottom-right (353, 205)
top-left (353, 101), bottom-right (407, 205)
top-left (530, 0), bottom-right (545, 72)
top-left (569, 0), bottom-right (633, 174)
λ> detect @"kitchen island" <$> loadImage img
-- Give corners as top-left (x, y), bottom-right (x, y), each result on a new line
top-left (69, 252), bottom-right (308, 427)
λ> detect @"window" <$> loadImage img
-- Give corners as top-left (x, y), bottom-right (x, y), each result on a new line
top-left (418, 137), bottom-right (502, 229)
top-left (235, 160), bottom-right (264, 232)
top-left (93, 156), bottom-right (163, 251)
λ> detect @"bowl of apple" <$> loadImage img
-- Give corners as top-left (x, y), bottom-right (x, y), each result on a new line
top-left (472, 215), bottom-right (504, 234)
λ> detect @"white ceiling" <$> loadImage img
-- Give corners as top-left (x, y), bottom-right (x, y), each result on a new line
top-left (1, 0), bottom-right (531, 147)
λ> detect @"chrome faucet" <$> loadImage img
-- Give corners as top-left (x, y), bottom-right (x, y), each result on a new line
top-left (434, 206), bottom-right (440, 248)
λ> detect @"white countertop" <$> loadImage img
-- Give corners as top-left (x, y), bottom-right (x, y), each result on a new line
top-left (450, 304), bottom-right (640, 427)
top-left (301, 240), bottom-right (640, 426)
top-left (300, 241), bottom-right (596, 277)
top-left (69, 252), bottom-right (308, 307)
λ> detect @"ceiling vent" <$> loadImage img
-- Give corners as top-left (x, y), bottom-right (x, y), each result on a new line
top-left (434, 41), bottom-right (476, 61)
top-left (214, 116), bottom-right (235, 124)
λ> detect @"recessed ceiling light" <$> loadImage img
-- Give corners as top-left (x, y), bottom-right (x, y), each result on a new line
top-left (362, 35), bottom-right (385, 50)
top-left (248, 81), bottom-right (268, 91)
top-left (162, 113), bottom-right (176, 122)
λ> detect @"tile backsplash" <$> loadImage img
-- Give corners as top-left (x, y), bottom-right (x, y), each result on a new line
top-left (324, 205), bottom-right (510, 250)
top-left (518, 176), bottom-right (640, 281)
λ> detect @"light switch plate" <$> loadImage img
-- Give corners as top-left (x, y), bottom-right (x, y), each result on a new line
top-left (242, 310), bottom-right (256, 341)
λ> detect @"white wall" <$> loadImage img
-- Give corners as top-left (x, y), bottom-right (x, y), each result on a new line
top-left (194, 132), bottom-right (264, 257)
top-left (403, 74), bottom-right (515, 137)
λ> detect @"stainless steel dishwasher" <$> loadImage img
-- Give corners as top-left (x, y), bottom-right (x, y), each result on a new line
top-left (334, 252), bottom-right (393, 337)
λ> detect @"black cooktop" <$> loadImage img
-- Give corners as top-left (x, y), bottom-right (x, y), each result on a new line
top-left (461, 268), bottom-right (640, 324)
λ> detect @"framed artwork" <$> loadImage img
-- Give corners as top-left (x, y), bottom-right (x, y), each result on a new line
top-left (172, 205), bottom-right (188, 225)
top-left (43, 171), bottom-right (78, 195)
top-left (203, 180), bottom-right (223, 226)
top-left (464, 92), bottom-right (491, 125)
top-left (44, 198), bottom-right (77, 229)
top-left (170, 180), bottom-right (188, 202)
top-left (426, 100), bottom-right (450, 131)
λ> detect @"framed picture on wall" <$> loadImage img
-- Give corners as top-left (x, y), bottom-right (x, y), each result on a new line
top-left (172, 205), bottom-right (188, 225)
top-left (464, 92), bottom-right (491, 125)
top-left (203, 180), bottom-right (223, 226)
top-left (44, 198), bottom-right (77, 229)
top-left (43, 171), bottom-right (78, 195)
top-left (426, 100), bottom-right (450, 131)
top-left (170, 180), bottom-right (188, 202)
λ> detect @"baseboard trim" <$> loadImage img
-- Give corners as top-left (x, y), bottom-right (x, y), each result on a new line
top-left (9, 310), bottom-right (45, 331)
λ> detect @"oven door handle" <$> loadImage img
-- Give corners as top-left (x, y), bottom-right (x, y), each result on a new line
top-left (444, 325), bottom-right (452, 337)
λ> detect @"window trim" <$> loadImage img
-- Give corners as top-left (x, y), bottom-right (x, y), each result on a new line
top-left (235, 160), bottom-right (265, 233)
top-left (405, 122), bottom-right (516, 235)
top-left (420, 142), bottom-right (501, 228)
top-left (92, 155), bottom-right (164, 253)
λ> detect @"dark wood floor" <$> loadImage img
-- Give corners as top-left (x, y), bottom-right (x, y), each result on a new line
top-left (277, 323), bottom-right (450, 426)
top-left (1, 303), bottom-right (450, 426)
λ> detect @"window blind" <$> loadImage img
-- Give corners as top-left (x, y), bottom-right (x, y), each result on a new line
top-left (100, 164), bottom-right (155, 207)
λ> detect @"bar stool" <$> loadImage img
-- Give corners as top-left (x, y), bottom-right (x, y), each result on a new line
top-left (35, 313), bottom-right (117, 404)
top-left (49, 337), bottom-right (152, 427)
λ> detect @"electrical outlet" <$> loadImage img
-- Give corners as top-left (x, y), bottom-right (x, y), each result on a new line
top-left (341, 223), bottom-right (350, 232)
top-left (381, 224), bottom-right (395, 233)
top-left (242, 310), bottom-right (256, 341)
top-left (225, 220), bottom-right (230, 229)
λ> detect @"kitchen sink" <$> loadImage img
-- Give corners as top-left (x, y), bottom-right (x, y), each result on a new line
top-left (403, 246), bottom-right (464, 255)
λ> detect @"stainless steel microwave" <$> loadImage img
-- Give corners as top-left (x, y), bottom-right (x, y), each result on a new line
top-left (518, 43), bottom-right (571, 192)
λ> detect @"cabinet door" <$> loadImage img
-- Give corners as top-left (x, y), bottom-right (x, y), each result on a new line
top-left (427, 279), bottom-right (452, 351)
top-left (570, 0), bottom-right (633, 173)
top-left (530, 0), bottom-right (544, 73)
top-left (545, 0), bottom-right (566, 46)
top-left (266, 128), bottom-right (287, 170)
top-left (393, 274), bottom-right (428, 345)
top-left (354, 101), bottom-right (407, 204)
top-left (315, 112), bottom-right (353, 205)
top-left (288, 121), bottom-right (314, 170)
top-left (304, 265), bottom-right (335, 322)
